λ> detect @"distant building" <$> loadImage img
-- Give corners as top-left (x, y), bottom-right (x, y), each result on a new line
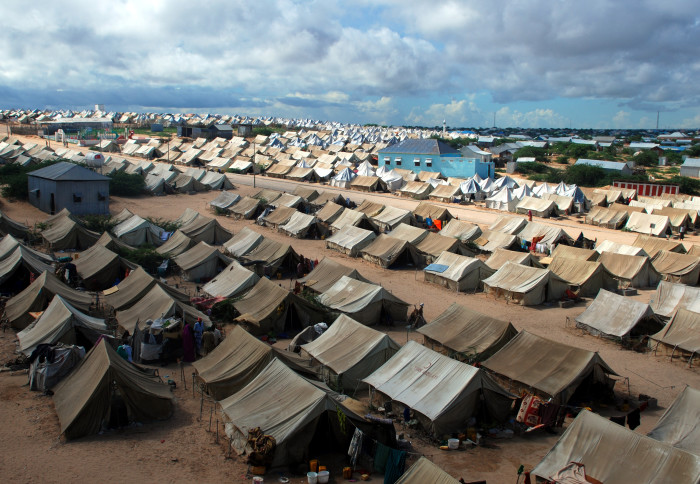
top-left (39, 117), bottom-right (113, 136)
top-left (28, 161), bottom-right (110, 215)
top-left (378, 139), bottom-right (494, 179)
top-left (629, 142), bottom-right (664, 155)
top-left (208, 124), bottom-right (234, 140)
top-left (235, 123), bottom-right (254, 137)
top-left (574, 158), bottom-right (633, 175)
top-left (460, 144), bottom-right (493, 163)
top-left (680, 158), bottom-right (700, 178)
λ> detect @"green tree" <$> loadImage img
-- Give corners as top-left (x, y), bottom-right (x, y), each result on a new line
top-left (0, 159), bottom-right (61, 199)
top-left (513, 146), bottom-right (547, 162)
top-left (108, 171), bottom-right (146, 196)
top-left (633, 150), bottom-right (659, 167)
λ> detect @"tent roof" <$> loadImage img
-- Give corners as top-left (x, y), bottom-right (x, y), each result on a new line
top-left (395, 456), bottom-right (460, 484)
top-left (424, 251), bottom-right (491, 282)
top-left (648, 386), bottom-right (700, 456)
top-left (387, 223), bottom-right (428, 244)
top-left (360, 234), bottom-right (415, 265)
top-left (326, 225), bottom-right (376, 250)
top-left (230, 196), bottom-right (261, 217)
top-left (233, 277), bottom-right (292, 324)
top-left (485, 248), bottom-right (542, 270)
top-left (418, 302), bottom-right (517, 357)
top-left (330, 209), bottom-right (368, 231)
top-left (173, 241), bottom-right (231, 272)
top-left (439, 219), bottom-right (481, 241)
top-left (299, 257), bottom-right (371, 293)
top-left (116, 283), bottom-right (208, 332)
top-left (517, 222), bottom-right (573, 246)
top-left (650, 308), bottom-right (700, 354)
top-left (263, 206), bottom-right (297, 226)
top-left (53, 339), bottom-right (173, 439)
top-left (474, 229), bottom-right (519, 252)
top-left (547, 257), bottom-right (606, 287)
top-left (201, 260), bottom-right (260, 298)
top-left (315, 201), bottom-right (344, 224)
top-left (0, 210), bottom-right (29, 238)
top-left (223, 226), bottom-right (264, 257)
top-left (595, 239), bottom-right (646, 256)
top-left (651, 281), bottom-right (700, 318)
top-left (95, 231), bottom-right (135, 253)
top-left (489, 215), bottom-right (528, 235)
top-left (415, 232), bottom-right (463, 258)
top-left (179, 215), bottom-right (232, 245)
top-left (625, 212), bottom-right (670, 236)
top-left (156, 229), bottom-right (195, 256)
top-left (483, 261), bottom-right (565, 295)
top-left (317, 276), bottom-right (408, 315)
top-left (209, 191), bottom-right (241, 209)
top-left (371, 206), bottom-right (412, 229)
top-left (17, 294), bottom-right (107, 355)
top-left (192, 325), bottom-right (274, 400)
top-left (551, 245), bottom-right (598, 261)
top-left (279, 211), bottom-right (318, 237)
top-left (575, 289), bottom-right (658, 338)
top-left (302, 314), bottom-right (400, 375)
top-left (0, 245), bottom-right (54, 285)
top-left (482, 331), bottom-right (616, 400)
top-left (355, 200), bottom-right (385, 217)
top-left (598, 251), bottom-right (657, 283)
top-left (240, 237), bottom-right (297, 267)
top-left (532, 410), bottom-right (700, 484)
top-left (651, 250), bottom-right (700, 278)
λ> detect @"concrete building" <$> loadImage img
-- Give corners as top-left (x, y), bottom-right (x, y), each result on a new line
top-left (378, 139), bottom-right (494, 179)
top-left (680, 158), bottom-right (700, 178)
top-left (28, 162), bottom-right (110, 215)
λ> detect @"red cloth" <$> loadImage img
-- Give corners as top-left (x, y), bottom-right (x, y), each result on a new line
top-left (434, 219), bottom-right (442, 231)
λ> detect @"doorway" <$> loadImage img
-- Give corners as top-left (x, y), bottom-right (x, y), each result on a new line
top-left (49, 193), bottom-right (56, 214)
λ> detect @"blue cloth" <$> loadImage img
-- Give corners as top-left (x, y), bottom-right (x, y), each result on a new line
top-left (384, 449), bottom-right (407, 484)
top-left (193, 321), bottom-right (204, 349)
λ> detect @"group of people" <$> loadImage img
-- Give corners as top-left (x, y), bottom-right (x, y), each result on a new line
top-left (296, 256), bottom-right (319, 278)
top-left (182, 318), bottom-right (222, 362)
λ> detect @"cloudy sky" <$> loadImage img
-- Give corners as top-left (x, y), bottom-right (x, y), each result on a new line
top-left (1, 0), bottom-right (699, 129)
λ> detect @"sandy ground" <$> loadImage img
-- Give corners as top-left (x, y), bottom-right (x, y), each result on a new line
top-left (1, 134), bottom-right (700, 482)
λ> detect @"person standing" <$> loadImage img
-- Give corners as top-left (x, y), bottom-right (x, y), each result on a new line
top-left (680, 224), bottom-right (686, 240)
top-left (182, 323), bottom-right (196, 362)
top-left (193, 318), bottom-right (204, 355)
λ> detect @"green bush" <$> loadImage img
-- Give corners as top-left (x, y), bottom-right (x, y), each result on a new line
top-left (0, 159), bottom-right (61, 200)
top-left (513, 146), bottom-right (547, 162)
top-left (556, 155), bottom-right (569, 164)
top-left (121, 246), bottom-right (168, 273)
top-left (108, 171), bottom-right (145, 196)
top-left (666, 176), bottom-right (700, 196)
top-left (633, 151), bottom-right (659, 167)
top-left (146, 217), bottom-right (181, 233)
top-left (517, 162), bottom-right (552, 175)
top-left (81, 214), bottom-right (117, 233)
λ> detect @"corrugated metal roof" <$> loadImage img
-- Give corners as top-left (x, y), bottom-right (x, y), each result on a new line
top-left (28, 161), bottom-right (110, 181)
top-left (682, 158), bottom-right (700, 167)
top-left (575, 159), bottom-right (629, 171)
top-left (378, 138), bottom-right (460, 155)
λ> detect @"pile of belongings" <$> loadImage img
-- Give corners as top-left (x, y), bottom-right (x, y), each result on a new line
top-left (246, 427), bottom-right (277, 467)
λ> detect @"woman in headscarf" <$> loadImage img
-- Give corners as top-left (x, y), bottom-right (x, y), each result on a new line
top-left (182, 322), bottom-right (196, 362)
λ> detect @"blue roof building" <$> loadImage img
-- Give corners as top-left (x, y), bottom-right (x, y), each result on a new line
top-left (377, 139), bottom-right (494, 179)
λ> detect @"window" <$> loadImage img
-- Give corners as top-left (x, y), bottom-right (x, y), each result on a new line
top-left (395, 157), bottom-right (402, 166)
top-left (414, 158), bottom-right (421, 167)
top-left (98, 192), bottom-right (107, 201)
top-left (384, 156), bottom-right (391, 165)
top-left (425, 158), bottom-right (432, 167)
top-left (73, 192), bottom-right (82, 203)
top-left (31, 189), bottom-right (40, 198)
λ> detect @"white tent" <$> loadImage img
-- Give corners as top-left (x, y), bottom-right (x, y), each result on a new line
top-left (648, 386), bottom-right (700, 456)
top-left (485, 187), bottom-right (517, 212)
top-left (650, 281), bottom-right (700, 319)
top-left (317, 276), bottom-right (409, 325)
top-left (424, 251), bottom-right (494, 292)
top-left (483, 261), bottom-right (569, 305)
top-left (575, 289), bottom-right (662, 339)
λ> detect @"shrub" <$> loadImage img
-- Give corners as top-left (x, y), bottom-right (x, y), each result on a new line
top-left (556, 155), bottom-right (569, 164)
top-left (146, 217), bottom-right (181, 233)
top-left (121, 246), bottom-right (168, 273)
top-left (513, 146), bottom-right (547, 162)
top-left (81, 214), bottom-right (117, 233)
top-left (108, 171), bottom-right (145, 196)
top-left (666, 176), bottom-right (700, 196)
top-left (0, 159), bottom-right (61, 200)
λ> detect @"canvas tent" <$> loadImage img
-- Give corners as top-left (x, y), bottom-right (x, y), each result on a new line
top-left (515, 196), bottom-right (557, 217)
top-left (5, 271), bottom-right (93, 329)
top-left (17, 295), bottom-right (108, 356)
top-left (52, 339), bottom-right (174, 439)
top-left (585, 206), bottom-right (628, 229)
top-left (651, 250), bottom-right (700, 285)
top-left (439, 219), bottom-right (481, 241)
top-left (220, 358), bottom-right (392, 468)
top-left (0, 244), bottom-right (54, 292)
top-left (474, 229), bottom-right (519, 252)
top-left (155, 230), bottom-right (195, 257)
top-left (301, 314), bottom-right (400, 392)
top-left (424, 251), bottom-right (494, 292)
top-left (315, 201), bottom-right (344, 225)
top-left (193, 325), bottom-right (275, 400)
top-left (72, 244), bottom-right (135, 290)
top-left (482, 331), bottom-right (617, 404)
top-left (299, 257), bottom-right (370, 293)
top-left (325, 226), bottom-right (377, 257)
top-left (41, 210), bottom-right (99, 250)
top-left (399, 181), bottom-right (433, 200)
top-left (429, 184), bottom-right (461, 203)
top-left (418, 303), bottom-right (517, 362)
top-left (360, 234), bottom-right (421, 268)
top-left (517, 222), bottom-right (574, 247)
top-left (223, 226), bottom-right (263, 258)
top-left (363, 341), bottom-right (514, 436)
top-left (647, 386), bottom-right (700, 456)
top-left (230, 196), bottom-right (262, 219)
top-left (650, 281), bottom-right (700, 319)
top-left (173, 242), bottom-right (232, 281)
top-left (485, 248), bottom-right (543, 271)
top-left (103, 266), bottom-right (189, 311)
top-left (625, 212), bottom-right (671, 236)
top-left (234, 278), bottom-right (325, 335)
top-left (317, 276), bottom-right (409, 325)
top-left (0, 210), bottom-right (29, 239)
top-left (482, 262), bottom-right (569, 306)
top-left (387, 223), bottom-right (428, 245)
top-left (633, 234), bottom-right (686, 258)
top-left (531, 410), bottom-right (700, 484)
top-left (279, 211), bottom-right (321, 238)
top-left (649, 308), bottom-right (700, 360)
top-left (551, 245), bottom-right (598, 261)
top-left (395, 456), bottom-right (460, 484)
top-left (209, 191), bottom-right (241, 212)
top-left (179, 215), bottom-right (232, 245)
top-left (414, 232), bottom-right (469, 264)
top-left (239, 237), bottom-right (300, 276)
top-left (113, 215), bottom-right (164, 247)
top-left (261, 205), bottom-right (297, 229)
top-left (486, 187), bottom-right (518, 212)
top-left (329, 209), bottom-right (373, 233)
top-left (116, 284), bottom-right (209, 333)
top-left (201, 260), bottom-right (260, 298)
top-left (575, 289), bottom-right (662, 339)
top-left (489, 215), bottom-right (527, 235)
top-left (547, 257), bottom-right (616, 297)
top-left (355, 200), bottom-right (385, 217)
top-left (370, 206), bottom-right (413, 232)
top-left (598, 252), bottom-right (661, 288)
top-left (95, 231), bottom-right (135, 254)
top-left (595, 240), bottom-right (647, 256)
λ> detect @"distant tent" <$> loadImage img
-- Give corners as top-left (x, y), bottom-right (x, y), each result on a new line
top-left (315, 201), bottom-right (345, 225)
top-left (355, 200), bottom-right (385, 217)
top-left (414, 232), bottom-right (470, 265)
top-left (439, 219), bottom-right (482, 241)
top-left (179, 214), bottom-right (232, 245)
top-left (113, 215), bottom-right (164, 247)
top-left (486, 187), bottom-right (518, 212)
top-left (419, 303), bottom-right (517, 363)
top-left (576, 289), bottom-right (662, 340)
top-left (387, 223), bottom-right (428, 245)
top-left (53, 339), bottom-right (174, 439)
top-left (155, 230), bottom-right (195, 257)
top-left (483, 262), bottom-right (569, 305)
top-left (551, 245), bottom-right (598, 261)
top-left (649, 308), bottom-right (700, 361)
top-left (95, 231), bottom-right (135, 254)
top-left (360, 234), bottom-right (421, 268)
top-left (17, 295), bottom-right (108, 356)
top-left (517, 222), bottom-right (574, 246)
top-left (595, 239), bottom-right (647, 256)
top-left (395, 456), bottom-right (460, 484)
top-left (201, 260), bottom-right (259, 298)
top-left (0, 210), bottom-right (30, 239)
top-left (399, 181), bottom-right (433, 200)
top-left (325, 226), bottom-right (377, 257)
top-left (239, 237), bottom-right (300, 276)
top-left (485, 248), bottom-right (543, 271)
top-left (234, 278), bottom-right (326, 335)
top-left (531, 410), bottom-right (700, 484)
top-left (0, 244), bottom-right (54, 292)
top-left (473, 229), bottom-right (519, 252)
top-left (209, 191), bottom-right (241, 212)
top-left (299, 257), bottom-right (371, 294)
top-left (317, 276), bottom-right (409, 325)
top-left (230, 196), bottom-right (262, 219)
top-left (301, 314), bottom-right (400, 392)
top-left (370, 206), bottom-right (413, 232)
top-left (222, 226), bottom-right (264, 257)
top-left (329, 209), bottom-right (373, 233)
top-left (633, 234), bottom-right (686, 258)
top-left (424, 251), bottom-right (494, 292)
top-left (648, 386), bottom-right (700, 456)
top-left (598, 252), bottom-right (661, 288)
top-left (650, 281), bottom-right (700, 319)
top-left (625, 212), bottom-right (671, 236)
top-left (488, 215), bottom-right (527, 235)
top-left (200, 171), bottom-right (234, 190)
top-left (5, 271), bottom-right (93, 329)
top-left (279, 211), bottom-right (321, 238)
top-left (651, 250), bottom-right (700, 285)
top-left (585, 206), bottom-right (629, 229)
top-left (482, 331), bottom-right (617, 404)
top-left (172, 242), bottom-right (232, 281)
top-left (363, 341), bottom-right (514, 436)
top-left (193, 325), bottom-right (275, 400)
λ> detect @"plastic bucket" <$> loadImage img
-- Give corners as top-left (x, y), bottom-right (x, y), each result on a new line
top-left (448, 438), bottom-right (460, 450)
top-left (307, 472), bottom-right (318, 484)
top-left (317, 470), bottom-right (330, 484)
top-left (252, 478), bottom-right (264, 484)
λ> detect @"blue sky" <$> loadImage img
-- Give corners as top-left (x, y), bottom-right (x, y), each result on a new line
top-left (1, 0), bottom-right (699, 129)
